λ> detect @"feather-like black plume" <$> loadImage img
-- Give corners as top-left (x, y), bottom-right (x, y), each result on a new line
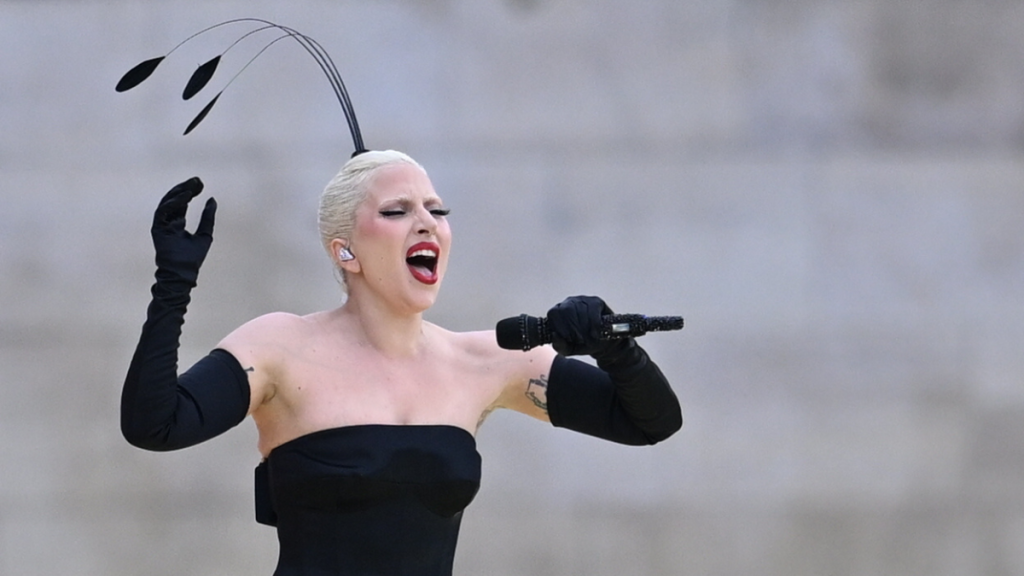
top-left (115, 57), bottom-right (164, 92)
top-left (114, 18), bottom-right (367, 155)
top-left (183, 56), bottom-right (221, 100)
top-left (184, 93), bottom-right (221, 135)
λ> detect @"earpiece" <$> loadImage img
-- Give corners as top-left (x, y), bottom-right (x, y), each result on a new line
top-left (338, 247), bottom-right (355, 262)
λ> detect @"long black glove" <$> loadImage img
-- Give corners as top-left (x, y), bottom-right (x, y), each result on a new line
top-left (544, 295), bottom-right (682, 445)
top-left (121, 178), bottom-right (250, 451)
top-left (150, 176), bottom-right (216, 297)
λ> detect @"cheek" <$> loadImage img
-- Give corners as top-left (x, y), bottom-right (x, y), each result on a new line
top-left (351, 222), bottom-right (399, 273)
top-left (438, 221), bottom-right (453, 244)
top-left (439, 228), bottom-right (453, 271)
top-left (354, 218), bottom-right (402, 252)
top-left (357, 216), bottom-right (388, 239)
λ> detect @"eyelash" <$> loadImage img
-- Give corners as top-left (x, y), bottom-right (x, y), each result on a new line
top-left (379, 208), bottom-right (451, 218)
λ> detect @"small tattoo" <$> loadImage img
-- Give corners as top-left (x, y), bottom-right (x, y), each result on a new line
top-left (476, 407), bottom-right (495, 431)
top-left (526, 374), bottom-right (549, 412)
top-left (244, 366), bottom-right (255, 373)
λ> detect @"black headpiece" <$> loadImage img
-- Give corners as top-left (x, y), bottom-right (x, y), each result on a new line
top-left (116, 18), bottom-right (368, 157)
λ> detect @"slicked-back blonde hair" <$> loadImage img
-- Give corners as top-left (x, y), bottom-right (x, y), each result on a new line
top-left (318, 149), bottom-right (425, 291)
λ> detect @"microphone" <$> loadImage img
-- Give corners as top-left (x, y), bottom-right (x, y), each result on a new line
top-left (496, 313), bottom-right (684, 351)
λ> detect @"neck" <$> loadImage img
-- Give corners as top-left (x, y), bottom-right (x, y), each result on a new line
top-left (338, 293), bottom-right (429, 358)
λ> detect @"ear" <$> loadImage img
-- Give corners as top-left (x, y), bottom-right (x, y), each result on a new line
top-left (329, 238), bottom-right (360, 274)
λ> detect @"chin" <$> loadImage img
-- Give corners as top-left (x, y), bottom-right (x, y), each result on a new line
top-left (406, 283), bottom-right (441, 312)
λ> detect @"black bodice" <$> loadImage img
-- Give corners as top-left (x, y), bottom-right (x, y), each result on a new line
top-left (258, 425), bottom-right (482, 576)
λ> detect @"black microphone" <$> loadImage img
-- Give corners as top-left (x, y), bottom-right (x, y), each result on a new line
top-left (495, 313), bottom-right (684, 351)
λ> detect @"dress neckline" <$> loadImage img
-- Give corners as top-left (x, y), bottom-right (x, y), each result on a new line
top-left (267, 423), bottom-right (478, 458)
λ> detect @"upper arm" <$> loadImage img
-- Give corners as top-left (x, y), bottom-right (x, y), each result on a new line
top-left (216, 312), bottom-right (295, 416)
top-left (493, 343), bottom-right (558, 423)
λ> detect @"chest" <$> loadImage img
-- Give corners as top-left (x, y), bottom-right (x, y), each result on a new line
top-left (272, 343), bottom-right (504, 428)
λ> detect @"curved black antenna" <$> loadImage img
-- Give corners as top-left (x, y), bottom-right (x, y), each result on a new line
top-left (286, 31), bottom-right (365, 154)
top-left (259, 21), bottom-right (366, 154)
top-left (182, 24), bottom-right (277, 100)
top-left (184, 32), bottom-right (292, 135)
top-left (116, 18), bottom-right (368, 156)
top-left (115, 19), bottom-right (266, 93)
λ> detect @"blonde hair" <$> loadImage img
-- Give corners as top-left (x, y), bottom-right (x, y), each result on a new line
top-left (318, 149), bottom-right (425, 289)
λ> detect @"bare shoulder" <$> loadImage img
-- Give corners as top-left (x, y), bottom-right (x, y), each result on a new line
top-left (225, 311), bottom-right (308, 339)
top-left (223, 310), bottom-right (334, 347)
top-left (436, 325), bottom-right (557, 414)
top-left (216, 311), bottom-right (328, 415)
top-left (440, 329), bottom-right (526, 363)
top-left (216, 311), bottom-right (326, 371)
top-left (443, 329), bottom-right (507, 357)
top-left (451, 327), bottom-right (554, 364)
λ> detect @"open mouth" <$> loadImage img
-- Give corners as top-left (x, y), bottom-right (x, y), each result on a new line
top-left (406, 242), bottom-right (440, 284)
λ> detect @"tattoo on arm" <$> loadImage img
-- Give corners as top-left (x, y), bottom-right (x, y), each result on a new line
top-left (525, 374), bottom-right (549, 413)
top-left (244, 366), bottom-right (255, 373)
top-left (476, 407), bottom-right (495, 431)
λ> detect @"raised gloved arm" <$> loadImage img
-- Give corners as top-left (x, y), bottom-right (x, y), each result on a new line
top-left (544, 295), bottom-right (682, 445)
top-left (121, 178), bottom-right (250, 451)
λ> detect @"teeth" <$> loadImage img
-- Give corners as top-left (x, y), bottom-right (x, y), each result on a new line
top-left (409, 249), bottom-right (437, 258)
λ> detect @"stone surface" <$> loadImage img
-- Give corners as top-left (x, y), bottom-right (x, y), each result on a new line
top-left (2, 0), bottom-right (1024, 574)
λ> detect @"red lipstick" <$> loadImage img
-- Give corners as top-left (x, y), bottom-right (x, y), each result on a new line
top-left (406, 242), bottom-right (440, 285)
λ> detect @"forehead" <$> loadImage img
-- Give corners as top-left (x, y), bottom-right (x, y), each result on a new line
top-left (364, 163), bottom-right (439, 203)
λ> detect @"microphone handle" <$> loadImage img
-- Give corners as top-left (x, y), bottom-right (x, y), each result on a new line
top-left (600, 314), bottom-right (650, 339)
top-left (534, 313), bottom-right (683, 342)
top-left (600, 314), bottom-right (684, 339)
top-left (497, 313), bottom-right (684, 351)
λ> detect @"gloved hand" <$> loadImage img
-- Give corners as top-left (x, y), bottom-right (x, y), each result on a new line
top-left (151, 177), bottom-right (216, 289)
top-left (543, 295), bottom-right (682, 445)
top-left (545, 295), bottom-right (619, 358)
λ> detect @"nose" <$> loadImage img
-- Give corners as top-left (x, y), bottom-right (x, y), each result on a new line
top-left (415, 206), bottom-right (437, 235)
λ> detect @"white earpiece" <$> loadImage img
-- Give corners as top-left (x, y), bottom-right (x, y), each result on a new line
top-left (338, 247), bottom-right (355, 262)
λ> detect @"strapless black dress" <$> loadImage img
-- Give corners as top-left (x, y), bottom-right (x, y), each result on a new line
top-left (255, 425), bottom-right (482, 576)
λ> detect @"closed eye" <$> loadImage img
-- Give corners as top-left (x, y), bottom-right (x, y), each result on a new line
top-left (379, 205), bottom-right (449, 218)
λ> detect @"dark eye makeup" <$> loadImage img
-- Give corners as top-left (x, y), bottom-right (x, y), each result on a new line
top-left (378, 206), bottom-right (450, 218)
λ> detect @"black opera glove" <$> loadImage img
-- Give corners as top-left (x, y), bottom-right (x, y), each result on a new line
top-left (121, 348), bottom-right (250, 451)
top-left (151, 176), bottom-right (216, 296)
top-left (545, 295), bottom-right (682, 445)
top-left (120, 178), bottom-right (249, 452)
top-left (546, 295), bottom-right (649, 374)
top-left (545, 295), bottom-right (616, 358)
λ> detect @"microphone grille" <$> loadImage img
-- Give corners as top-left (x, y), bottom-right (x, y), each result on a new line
top-left (495, 316), bottom-right (525, 351)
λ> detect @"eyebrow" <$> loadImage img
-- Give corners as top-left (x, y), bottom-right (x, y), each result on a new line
top-left (377, 195), bottom-right (444, 206)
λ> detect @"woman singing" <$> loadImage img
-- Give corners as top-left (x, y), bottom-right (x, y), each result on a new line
top-left (120, 149), bottom-right (681, 575)
top-left (115, 15), bottom-right (685, 572)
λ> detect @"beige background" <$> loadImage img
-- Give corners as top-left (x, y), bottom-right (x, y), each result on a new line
top-left (2, 1), bottom-right (1024, 574)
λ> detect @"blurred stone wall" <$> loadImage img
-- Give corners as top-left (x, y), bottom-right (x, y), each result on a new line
top-left (2, 1), bottom-right (1024, 574)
